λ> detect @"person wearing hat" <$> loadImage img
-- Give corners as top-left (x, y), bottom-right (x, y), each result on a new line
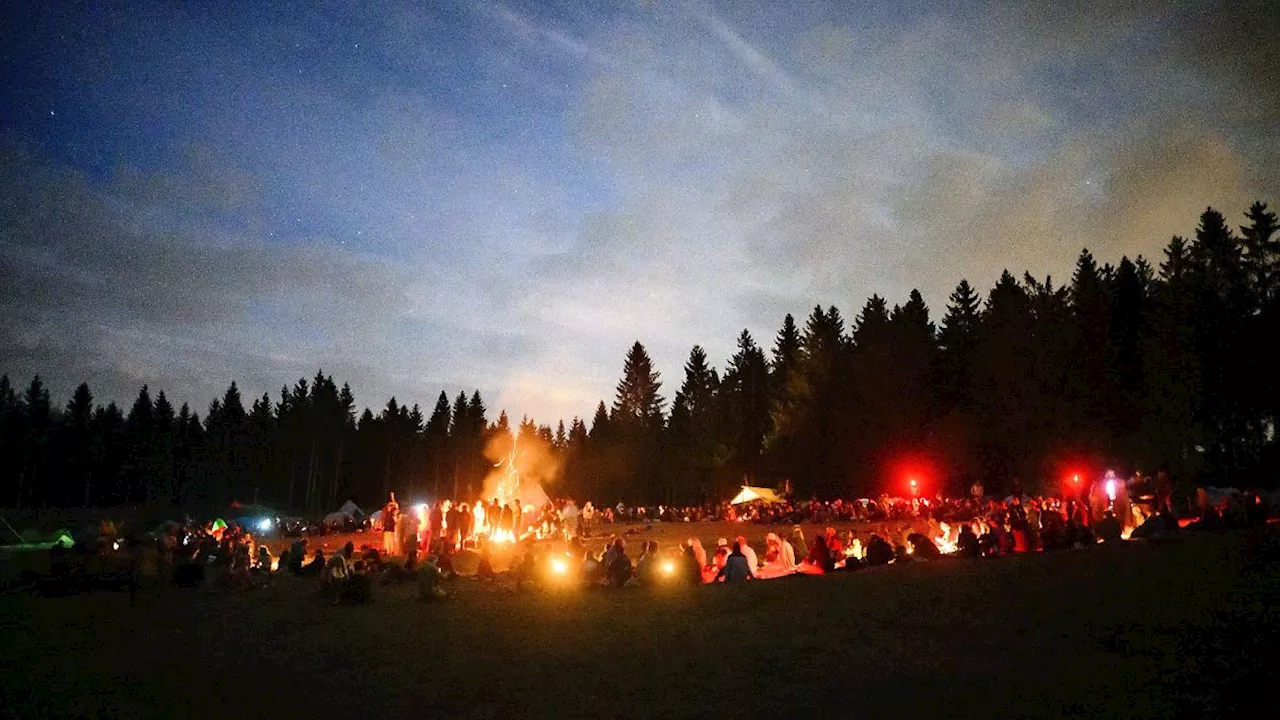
top-left (788, 526), bottom-right (808, 562)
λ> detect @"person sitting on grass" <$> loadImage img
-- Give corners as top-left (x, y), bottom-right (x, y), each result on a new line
top-left (635, 541), bottom-right (661, 586)
top-left (418, 554), bottom-right (447, 601)
top-left (788, 526), bottom-right (808, 564)
top-left (361, 546), bottom-right (383, 573)
top-left (256, 545), bottom-right (274, 574)
top-left (681, 543), bottom-right (703, 585)
top-left (301, 549), bottom-right (325, 576)
top-left (513, 546), bottom-right (539, 592)
top-left (579, 548), bottom-right (602, 587)
top-left (864, 534), bottom-right (894, 567)
top-left (604, 538), bottom-right (633, 588)
top-left (824, 528), bottom-right (844, 557)
top-left (476, 542), bottom-right (498, 581)
top-left (688, 537), bottom-right (707, 570)
top-left (716, 542), bottom-right (756, 582)
top-left (336, 559), bottom-right (372, 604)
top-left (321, 542), bottom-right (355, 598)
top-left (436, 546), bottom-right (457, 581)
top-left (735, 536), bottom-right (758, 571)
top-left (288, 539), bottom-right (307, 574)
top-left (806, 533), bottom-right (834, 572)
top-left (956, 524), bottom-right (981, 557)
top-left (907, 533), bottom-right (941, 560)
top-left (709, 544), bottom-right (730, 582)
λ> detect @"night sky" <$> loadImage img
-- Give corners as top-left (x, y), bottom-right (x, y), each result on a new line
top-left (2, 1), bottom-right (1277, 424)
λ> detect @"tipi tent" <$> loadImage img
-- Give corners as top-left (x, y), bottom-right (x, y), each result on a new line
top-left (730, 486), bottom-right (783, 505)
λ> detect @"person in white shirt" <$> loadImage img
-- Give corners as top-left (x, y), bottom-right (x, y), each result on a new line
top-left (735, 535), bottom-right (758, 570)
top-left (562, 499), bottom-right (580, 539)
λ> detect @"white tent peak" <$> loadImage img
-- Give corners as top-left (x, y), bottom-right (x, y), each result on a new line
top-left (730, 486), bottom-right (782, 504)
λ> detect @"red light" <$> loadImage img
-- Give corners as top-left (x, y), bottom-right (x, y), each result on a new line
top-left (1072, 474), bottom-right (1080, 483)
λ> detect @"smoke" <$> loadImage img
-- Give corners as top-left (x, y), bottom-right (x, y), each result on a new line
top-left (479, 431), bottom-right (559, 508)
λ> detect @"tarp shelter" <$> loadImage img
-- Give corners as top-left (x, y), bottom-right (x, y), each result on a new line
top-left (324, 500), bottom-right (365, 527)
top-left (730, 486), bottom-right (783, 505)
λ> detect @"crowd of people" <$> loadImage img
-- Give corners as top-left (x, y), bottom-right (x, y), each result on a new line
top-left (15, 469), bottom-right (1273, 604)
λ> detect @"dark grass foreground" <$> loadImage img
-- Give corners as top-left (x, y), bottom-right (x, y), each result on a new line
top-left (2, 531), bottom-right (1277, 719)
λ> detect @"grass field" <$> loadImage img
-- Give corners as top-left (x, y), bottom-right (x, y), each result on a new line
top-left (1, 527), bottom-right (1276, 719)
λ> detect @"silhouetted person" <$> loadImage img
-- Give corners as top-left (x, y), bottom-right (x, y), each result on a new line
top-left (864, 535), bottom-right (894, 567)
top-left (956, 525), bottom-right (980, 558)
top-left (1095, 511), bottom-right (1122, 543)
top-left (907, 533), bottom-right (941, 560)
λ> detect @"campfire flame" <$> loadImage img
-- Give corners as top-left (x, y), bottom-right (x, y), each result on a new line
top-left (493, 442), bottom-right (521, 507)
top-left (934, 522), bottom-right (960, 554)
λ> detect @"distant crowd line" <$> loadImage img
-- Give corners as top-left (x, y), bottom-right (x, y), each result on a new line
top-left (16, 470), bottom-right (1273, 604)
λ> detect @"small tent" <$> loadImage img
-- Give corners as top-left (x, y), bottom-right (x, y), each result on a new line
top-left (730, 486), bottom-right (783, 505)
top-left (323, 500), bottom-right (365, 527)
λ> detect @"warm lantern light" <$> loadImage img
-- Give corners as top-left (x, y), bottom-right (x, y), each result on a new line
top-left (550, 557), bottom-right (568, 575)
top-left (661, 560), bottom-right (675, 575)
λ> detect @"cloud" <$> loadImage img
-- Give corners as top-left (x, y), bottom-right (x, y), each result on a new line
top-left (0, 139), bottom-right (413, 410)
top-left (3, 0), bottom-right (1278, 426)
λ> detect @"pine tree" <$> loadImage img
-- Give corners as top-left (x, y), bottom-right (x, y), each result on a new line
top-left (666, 345), bottom-right (722, 502)
top-left (62, 383), bottom-right (95, 506)
top-left (425, 391), bottom-right (451, 498)
top-left (612, 341), bottom-right (666, 432)
top-left (720, 329), bottom-right (771, 488)
top-left (151, 391), bottom-right (176, 504)
top-left (609, 342), bottom-right (666, 502)
top-left (125, 385), bottom-right (154, 505)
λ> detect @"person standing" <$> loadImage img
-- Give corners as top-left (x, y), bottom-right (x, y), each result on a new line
top-left (1154, 468), bottom-right (1174, 515)
top-left (562, 499), bottom-right (580, 540)
top-left (970, 480), bottom-right (984, 501)
top-left (428, 502), bottom-right (444, 552)
top-left (399, 506), bottom-right (420, 558)
top-left (382, 494), bottom-right (400, 557)
top-left (511, 501), bottom-right (524, 540)
top-left (445, 502), bottom-right (461, 551)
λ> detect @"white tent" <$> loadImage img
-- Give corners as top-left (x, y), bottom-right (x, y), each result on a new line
top-left (323, 500), bottom-right (365, 527)
top-left (730, 486), bottom-right (783, 505)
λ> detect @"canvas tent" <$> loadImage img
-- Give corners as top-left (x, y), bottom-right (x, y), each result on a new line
top-left (324, 500), bottom-right (365, 527)
top-left (730, 486), bottom-right (783, 505)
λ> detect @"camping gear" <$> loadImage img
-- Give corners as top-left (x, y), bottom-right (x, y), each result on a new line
top-left (730, 486), bottom-right (783, 505)
top-left (323, 500), bottom-right (364, 527)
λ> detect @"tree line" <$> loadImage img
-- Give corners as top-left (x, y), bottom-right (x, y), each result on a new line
top-left (2, 203), bottom-right (1278, 510)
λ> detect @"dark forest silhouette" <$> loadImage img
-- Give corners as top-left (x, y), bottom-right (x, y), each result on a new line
top-left (3, 204), bottom-right (1278, 510)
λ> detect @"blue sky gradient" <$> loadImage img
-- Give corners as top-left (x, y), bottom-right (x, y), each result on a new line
top-left (3, 0), bottom-right (1277, 424)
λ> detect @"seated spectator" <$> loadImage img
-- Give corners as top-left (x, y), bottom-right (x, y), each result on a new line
top-left (681, 544), bottom-right (703, 585)
top-left (604, 538), bottom-right (633, 588)
top-left (635, 541), bottom-right (661, 586)
top-left (417, 555), bottom-right (447, 601)
top-left (301, 549), bottom-right (325, 577)
top-left (893, 544), bottom-right (912, 563)
top-left (806, 534), bottom-right (835, 572)
top-left (688, 538), bottom-right (707, 570)
top-left (715, 542), bottom-right (756, 582)
top-left (735, 536), bottom-right (758, 570)
top-left (288, 539), bottom-right (307, 574)
top-left (788, 527), bottom-right (808, 563)
top-left (579, 549), bottom-right (602, 587)
top-left (1095, 511), bottom-right (1122, 543)
top-left (337, 559), bottom-right (372, 604)
top-left (956, 524), bottom-right (981, 558)
top-left (321, 543), bottom-right (354, 597)
top-left (907, 533), bottom-right (941, 560)
top-left (864, 534), bottom-right (893, 567)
